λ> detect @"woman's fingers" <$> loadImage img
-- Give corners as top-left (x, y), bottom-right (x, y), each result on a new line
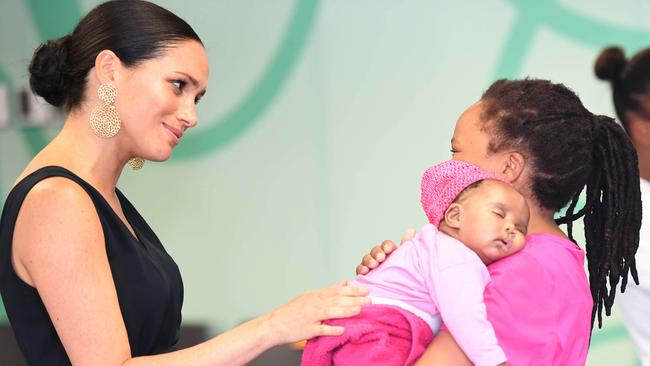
top-left (356, 231), bottom-right (412, 275)
top-left (335, 284), bottom-right (369, 297)
top-left (313, 283), bottom-right (368, 318)
top-left (266, 280), bottom-right (370, 344)
top-left (357, 241), bottom-right (398, 274)
top-left (362, 253), bottom-right (379, 268)
top-left (316, 324), bottom-right (345, 337)
top-left (400, 228), bottom-right (416, 244)
top-left (318, 280), bottom-right (367, 297)
top-left (325, 305), bottom-right (362, 319)
top-left (371, 245), bottom-right (387, 262)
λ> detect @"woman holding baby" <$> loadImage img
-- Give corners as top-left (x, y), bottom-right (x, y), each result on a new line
top-left (358, 78), bottom-right (641, 365)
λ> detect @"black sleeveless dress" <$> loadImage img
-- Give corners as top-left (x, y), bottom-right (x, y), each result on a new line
top-left (0, 166), bottom-right (184, 365)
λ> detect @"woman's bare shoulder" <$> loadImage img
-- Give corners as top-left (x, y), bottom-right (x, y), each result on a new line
top-left (12, 175), bottom-right (104, 286)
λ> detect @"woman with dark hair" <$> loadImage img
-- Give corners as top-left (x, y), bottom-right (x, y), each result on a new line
top-left (358, 78), bottom-right (641, 365)
top-left (595, 45), bottom-right (650, 365)
top-left (0, 1), bottom-right (368, 364)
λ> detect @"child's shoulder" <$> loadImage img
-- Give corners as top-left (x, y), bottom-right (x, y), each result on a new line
top-left (415, 224), bottom-right (484, 268)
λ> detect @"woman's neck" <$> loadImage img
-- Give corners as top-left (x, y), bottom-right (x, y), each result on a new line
top-left (526, 200), bottom-right (567, 238)
top-left (22, 111), bottom-right (129, 197)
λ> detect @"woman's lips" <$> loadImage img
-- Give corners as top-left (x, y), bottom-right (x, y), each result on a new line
top-left (163, 123), bottom-right (183, 144)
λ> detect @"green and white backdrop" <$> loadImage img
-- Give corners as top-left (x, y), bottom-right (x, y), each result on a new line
top-left (0, 1), bottom-right (648, 364)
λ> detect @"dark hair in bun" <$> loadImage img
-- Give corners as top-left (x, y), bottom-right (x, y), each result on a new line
top-left (28, 0), bottom-right (202, 111)
top-left (594, 46), bottom-right (626, 82)
top-left (29, 37), bottom-right (70, 107)
top-left (595, 45), bottom-right (650, 131)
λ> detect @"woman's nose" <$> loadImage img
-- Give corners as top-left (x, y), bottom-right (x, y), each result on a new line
top-left (178, 106), bottom-right (198, 128)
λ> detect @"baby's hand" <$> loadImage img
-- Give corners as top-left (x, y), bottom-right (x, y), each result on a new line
top-left (355, 228), bottom-right (416, 275)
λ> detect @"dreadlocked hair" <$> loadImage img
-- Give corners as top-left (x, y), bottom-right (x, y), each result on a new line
top-left (480, 79), bottom-right (641, 330)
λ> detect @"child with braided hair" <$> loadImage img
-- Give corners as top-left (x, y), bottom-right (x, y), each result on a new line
top-left (302, 159), bottom-right (530, 366)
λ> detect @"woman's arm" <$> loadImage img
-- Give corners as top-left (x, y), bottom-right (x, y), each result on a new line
top-left (415, 330), bottom-right (472, 366)
top-left (126, 280), bottom-right (365, 366)
top-left (13, 178), bottom-right (368, 366)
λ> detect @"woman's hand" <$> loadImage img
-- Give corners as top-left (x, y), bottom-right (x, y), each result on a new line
top-left (355, 228), bottom-right (416, 275)
top-left (262, 280), bottom-right (370, 346)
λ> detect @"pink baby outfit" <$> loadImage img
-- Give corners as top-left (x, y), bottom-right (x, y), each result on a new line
top-left (302, 224), bottom-right (506, 366)
top-left (300, 304), bottom-right (434, 366)
top-left (302, 160), bottom-right (508, 366)
top-left (482, 233), bottom-right (592, 365)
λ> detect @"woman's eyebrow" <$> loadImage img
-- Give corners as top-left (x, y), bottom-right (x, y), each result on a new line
top-left (173, 71), bottom-right (199, 87)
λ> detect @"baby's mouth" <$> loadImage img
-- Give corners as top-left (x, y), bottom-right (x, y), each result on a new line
top-left (497, 238), bottom-right (511, 250)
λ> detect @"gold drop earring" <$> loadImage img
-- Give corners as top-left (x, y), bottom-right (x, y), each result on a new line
top-left (89, 83), bottom-right (121, 138)
top-left (127, 157), bottom-right (145, 170)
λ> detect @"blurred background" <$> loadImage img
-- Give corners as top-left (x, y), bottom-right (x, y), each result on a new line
top-left (0, 0), bottom-right (648, 364)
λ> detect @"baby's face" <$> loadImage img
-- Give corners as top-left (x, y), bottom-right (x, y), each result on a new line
top-left (454, 180), bottom-right (529, 265)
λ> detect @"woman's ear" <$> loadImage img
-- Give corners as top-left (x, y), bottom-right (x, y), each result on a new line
top-left (443, 203), bottom-right (463, 228)
top-left (501, 151), bottom-right (526, 184)
top-left (92, 49), bottom-right (121, 85)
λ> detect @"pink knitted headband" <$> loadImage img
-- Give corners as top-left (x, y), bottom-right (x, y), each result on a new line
top-left (420, 160), bottom-right (507, 227)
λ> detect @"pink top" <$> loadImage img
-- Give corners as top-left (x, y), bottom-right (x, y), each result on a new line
top-left (483, 233), bottom-right (592, 365)
top-left (354, 224), bottom-right (506, 366)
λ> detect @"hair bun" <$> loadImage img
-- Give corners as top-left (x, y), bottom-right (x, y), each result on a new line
top-left (594, 46), bottom-right (626, 82)
top-left (29, 36), bottom-right (70, 107)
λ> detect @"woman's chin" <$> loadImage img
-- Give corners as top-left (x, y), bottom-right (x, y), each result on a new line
top-left (142, 149), bottom-right (174, 163)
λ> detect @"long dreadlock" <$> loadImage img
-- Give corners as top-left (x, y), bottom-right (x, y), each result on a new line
top-left (558, 115), bottom-right (641, 328)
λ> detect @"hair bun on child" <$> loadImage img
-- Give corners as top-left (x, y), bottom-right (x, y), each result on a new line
top-left (421, 160), bottom-right (507, 227)
top-left (29, 36), bottom-right (70, 107)
top-left (594, 46), bottom-right (626, 82)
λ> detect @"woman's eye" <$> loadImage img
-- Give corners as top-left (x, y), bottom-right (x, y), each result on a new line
top-left (171, 79), bottom-right (186, 91)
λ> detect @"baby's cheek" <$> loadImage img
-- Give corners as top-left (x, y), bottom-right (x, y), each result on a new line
top-left (516, 238), bottom-right (527, 252)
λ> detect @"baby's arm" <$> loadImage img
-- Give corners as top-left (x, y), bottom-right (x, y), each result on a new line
top-left (431, 260), bottom-right (506, 366)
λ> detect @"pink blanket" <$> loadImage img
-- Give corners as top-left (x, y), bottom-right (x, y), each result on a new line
top-left (301, 304), bottom-right (434, 366)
